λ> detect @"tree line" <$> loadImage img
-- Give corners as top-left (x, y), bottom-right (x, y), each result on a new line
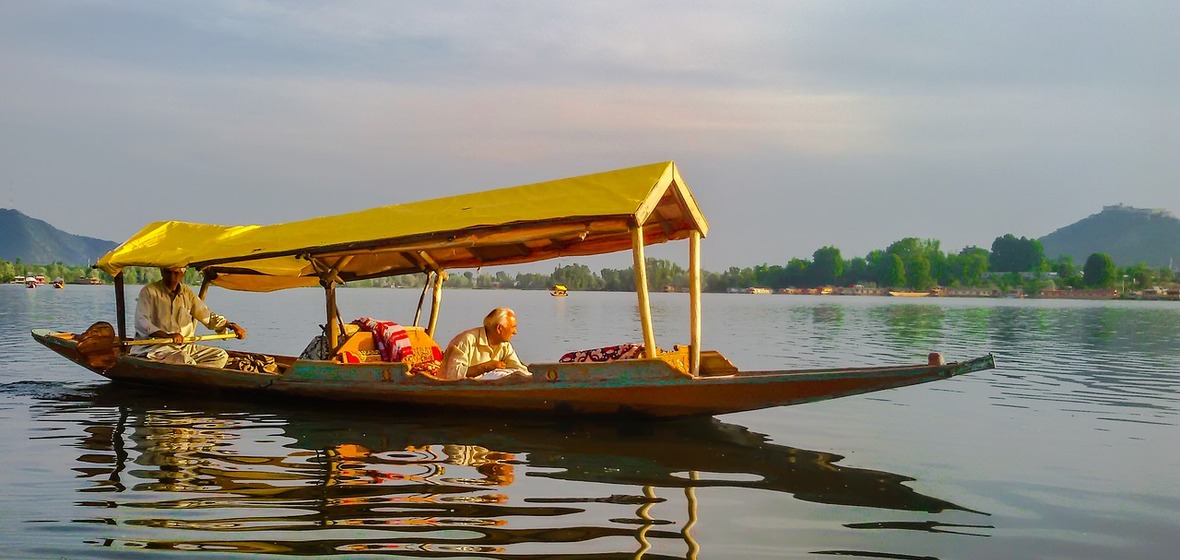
top-left (361, 234), bottom-right (1174, 294)
top-left (4, 233), bottom-right (1175, 293)
top-left (0, 261), bottom-right (197, 286)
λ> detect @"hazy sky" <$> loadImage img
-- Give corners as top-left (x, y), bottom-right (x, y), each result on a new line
top-left (2, 1), bottom-right (1177, 272)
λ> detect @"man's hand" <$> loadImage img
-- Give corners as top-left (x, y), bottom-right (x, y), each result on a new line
top-left (229, 323), bottom-right (247, 340)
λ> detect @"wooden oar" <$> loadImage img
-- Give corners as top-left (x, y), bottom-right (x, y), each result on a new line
top-left (75, 321), bottom-right (239, 370)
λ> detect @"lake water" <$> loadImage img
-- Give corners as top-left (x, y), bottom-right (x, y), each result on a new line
top-left (1, 284), bottom-right (1178, 559)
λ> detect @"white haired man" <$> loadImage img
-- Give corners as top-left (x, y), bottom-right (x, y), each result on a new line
top-left (442, 307), bottom-right (529, 380)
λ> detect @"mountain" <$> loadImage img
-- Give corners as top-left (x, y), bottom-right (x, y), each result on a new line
top-left (0, 208), bottom-right (118, 265)
top-left (1039, 205), bottom-right (1180, 268)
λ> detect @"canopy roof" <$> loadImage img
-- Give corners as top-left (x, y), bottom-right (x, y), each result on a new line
top-left (97, 161), bottom-right (708, 292)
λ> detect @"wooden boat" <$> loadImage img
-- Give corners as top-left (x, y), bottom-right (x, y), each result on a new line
top-left (888, 290), bottom-right (931, 297)
top-left (31, 161), bottom-right (996, 418)
top-left (550, 284), bottom-right (569, 297)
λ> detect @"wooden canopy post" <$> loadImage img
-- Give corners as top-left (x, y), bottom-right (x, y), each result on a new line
top-left (631, 225), bottom-right (658, 357)
top-left (197, 273), bottom-right (212, 300)
top-left (319, 256), bottom-right (353, 351)
top-left (325, 281), bottom-right (340, 349)
top-left (427, 270), bottom-right (446, 338)
top-left (114, 272), bottom-right (127, 345)
top-left (689, 230), bottom-right (702, 376)
top-left (412, 271), bottom-right (431, 327)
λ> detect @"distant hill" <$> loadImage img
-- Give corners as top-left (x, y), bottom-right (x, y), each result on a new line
top-left (0, 208), bottom-right (118, 266)
top-left (1039, 205), bottom-right (1180, 268)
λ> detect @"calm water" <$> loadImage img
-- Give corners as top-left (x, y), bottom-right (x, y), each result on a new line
top-left (1, 284), bottom-right (1178, 559)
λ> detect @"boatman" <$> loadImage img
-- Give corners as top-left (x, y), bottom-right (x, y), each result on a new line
top-left (133, 266), bottom-right (247, 368)
top-left (441, 307), bottom-right (530, 380)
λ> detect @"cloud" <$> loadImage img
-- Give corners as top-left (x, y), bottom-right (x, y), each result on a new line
top-left (1, 1), bottom-right (1178, 268)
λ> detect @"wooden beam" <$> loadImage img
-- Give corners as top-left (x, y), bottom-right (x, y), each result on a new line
top-left (197, 273), bottom-right (212, 300)
top-left (412, 271), bottom-right (431, 327)
top-left (325, 281), bottom-right (339, 350)
top-left (427, 270), bottom-right (446, 338)
top-left (689, 230), bottom-right (702, 376)
top-left (114, 272), bottom-right (127, 348)
top-left (632, 225), bottom-right (658, 357)
top-left (317, 255), bottom-right (353, 352)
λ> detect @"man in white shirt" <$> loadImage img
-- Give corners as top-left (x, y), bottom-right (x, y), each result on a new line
top-left (442, 307), bottom-right (529, 380)
top-left (133, 266), bottom-right (246, 368)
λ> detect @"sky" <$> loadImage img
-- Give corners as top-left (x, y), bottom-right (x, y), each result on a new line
top-left (2, 1), bottom-right (1177, 273)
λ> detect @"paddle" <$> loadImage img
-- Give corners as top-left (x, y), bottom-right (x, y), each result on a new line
top-left (75, 321), bottom-right (239, 370)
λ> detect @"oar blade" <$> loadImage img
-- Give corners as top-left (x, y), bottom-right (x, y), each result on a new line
top-left (76, 321), bottom-right (119, 369)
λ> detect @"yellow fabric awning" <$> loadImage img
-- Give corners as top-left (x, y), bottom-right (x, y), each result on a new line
top-left (96, 161), bottom-right (707, 292)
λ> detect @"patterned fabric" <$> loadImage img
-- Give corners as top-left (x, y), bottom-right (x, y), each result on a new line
top-left (226, 353), bottom-right (278, 373)
top-left (408, 343), bottom-right (443, 366)
top-left (559, 343), bottom-right (648, 363)
top-left (352, 318), bottom-right (413, 362)
top-left (299, 335), bottom-right (329, 360)
top-left (409, 359), bottom-right (442, 376)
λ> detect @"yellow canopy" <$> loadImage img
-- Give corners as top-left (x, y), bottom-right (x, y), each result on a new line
top-left (97, 161), bottom-right (708, 292)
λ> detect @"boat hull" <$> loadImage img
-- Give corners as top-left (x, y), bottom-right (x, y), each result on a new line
top-left (32, 329), bottom-right (995, 418)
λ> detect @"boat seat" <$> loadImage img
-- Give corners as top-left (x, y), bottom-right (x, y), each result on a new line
top-left (698, 350), bottom-right (739, 376)
top-left (331, 322), bottom-right (443, 369)
top-left (666, 346), bottom-right (739, 376)
top-left (403, 327), bottom-right (444, 376)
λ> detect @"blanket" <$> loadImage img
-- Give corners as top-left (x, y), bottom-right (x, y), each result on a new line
top-left (351, 318), bottom-right (413, 362)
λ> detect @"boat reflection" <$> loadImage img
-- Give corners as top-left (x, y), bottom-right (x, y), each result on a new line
top-left (47, 383), bottom-right (983, 558)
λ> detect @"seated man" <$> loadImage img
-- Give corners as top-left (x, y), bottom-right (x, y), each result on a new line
top-left (441, 307), bottom-right (529, 380)
top-left (132, 266), bottom-right (246, 368)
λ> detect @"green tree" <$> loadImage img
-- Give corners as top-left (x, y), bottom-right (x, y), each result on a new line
top-left (810, 246), bottom-right (844, 286)
top-left (1157, 266), bottom-right (1174, 285)
top-left (908, 253), bottom-right (934, 290)
top-left (951, 246), bottom-right (990, 287)
top-left (752, 264), bottom-right (784, 289)
top-left (882, 254), bottom-right (906, 288)
top-left (784, 259), bottom-right (809, 287)
top-left (645, 258), bottom-right (686, 291)
top-left (842, 257), bottom-right (870, 286)
top-left (1082, 253), bottom-right (1118, 288)
top-left (1052, 255), bottom-right (1078, 279)
top-left (599, 267), bottom-right (636, 291)
top-left (714, 266), bottom-right (756, 291)
top-left (552, 263), bottom-right (598, 290)
top-left (989, 234), bottom-right (1047, 273)
top-left (1126, 263), bottom-right (1154, 290)
top-left (886, 238), bottom-right (937, 289)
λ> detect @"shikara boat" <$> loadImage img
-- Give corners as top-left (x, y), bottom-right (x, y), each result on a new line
top-left (888, 290), bottom-right (932, 297)
top-left (32, 161), bottom-right (995, 418)
top-left (550, 284), bottom-right (569, 297)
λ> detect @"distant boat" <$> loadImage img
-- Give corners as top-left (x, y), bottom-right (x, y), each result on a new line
top-left (25, 278), bottom-right (38, 288)
top-left (888, 290), bottom-right (931, 297)
top-left (53, 278), bottom-right (66, 289)
top-left (550, 284), bottom-right (568, 297)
